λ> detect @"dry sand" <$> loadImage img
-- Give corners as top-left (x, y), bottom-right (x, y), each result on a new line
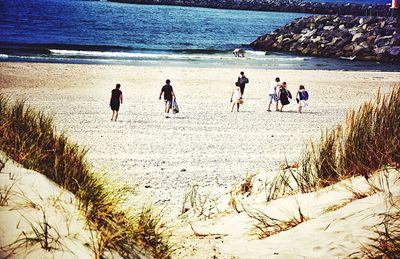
top-left (0, 152), bottom-right (101, 258)
top-left (0, 61), bottom-right (399, 217)
top-left (1, 62), bottom-right (400, 258)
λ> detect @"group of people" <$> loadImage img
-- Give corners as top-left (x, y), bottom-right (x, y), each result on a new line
top-left (109, 72), bottom-right (309, 121)
top-left (267, 77), bottom-right (309, 113)
top-left (230, 71), bottom-right (249, 112)
top-left (230, 73), bottom-right (309, 113)
top-left (109, 79), bottom-right (177, 121)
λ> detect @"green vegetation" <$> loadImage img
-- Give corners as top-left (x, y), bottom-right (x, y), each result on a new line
top-left (266, 86), bottom-right (400, 200)
top-left (0, 96), bottom-right (172, 258)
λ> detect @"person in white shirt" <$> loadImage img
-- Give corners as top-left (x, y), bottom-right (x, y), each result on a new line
top-left (267, 77), bottom-right (280, 111)
top-left (230, 82), bottom-right (242, 112)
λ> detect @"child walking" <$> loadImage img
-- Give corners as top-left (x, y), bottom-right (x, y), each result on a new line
top-left (296, 85), bottom-right (309, 113)
top-left (230, 82), bottom-right (242, 112)
top-left (277, 82), bottom-right (291, 112)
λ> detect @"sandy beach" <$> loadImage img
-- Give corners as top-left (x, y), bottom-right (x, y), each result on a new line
top-left (1, 61), bottom-right (400, 258)
top-left (1, 62), bottom-right (399, 216)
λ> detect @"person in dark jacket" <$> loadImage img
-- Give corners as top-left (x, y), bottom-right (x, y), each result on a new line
top-left (110, 83), bottom-right (123, 121)
top-left (277, 82), bottom-right (291, 112)
top-left (237, 71), bottom-right (249, 96)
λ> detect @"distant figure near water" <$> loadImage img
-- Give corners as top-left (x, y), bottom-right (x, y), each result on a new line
top-left (110, 83), bottom-right (123, 121)
top-left (233, 48), bottom-right (245, 58)
top-left (159, 79), bottom-right (175, 118)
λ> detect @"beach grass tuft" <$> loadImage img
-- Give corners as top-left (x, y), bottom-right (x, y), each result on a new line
top-left (238, 173), bottom-right (255, 196)
top-left (0, 95), bottom-right (172, 258)
top-left (244, 203), bottom-right (308, 239)
top-left (0, 179), bottom-right (16, 206)
top-left (266, 86), bottom-right (400, 199)
top-left (12, 206), bottom-right (63, 253)
top-left (360, 206), bottom-right (400, 258)
top-left (181, 184), bottom-right (219, 218)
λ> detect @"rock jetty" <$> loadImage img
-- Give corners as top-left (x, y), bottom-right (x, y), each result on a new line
top-left (251, 15), bottom-right (400, 64)
top-left (110, 0), bottom-right (390, 16)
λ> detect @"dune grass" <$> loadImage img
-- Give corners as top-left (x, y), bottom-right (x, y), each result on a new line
top-left (243, 204), bottom-right (308, 239)
top-left (361, 205), bottom-right (400, 258)
top-left (0, 96), bottom-right (172, 258)
top-left (266, 86), bottom-right (400, 199)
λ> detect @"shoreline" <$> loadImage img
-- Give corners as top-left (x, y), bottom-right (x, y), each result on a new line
top-left (2, 55), bottom-right (400, 72)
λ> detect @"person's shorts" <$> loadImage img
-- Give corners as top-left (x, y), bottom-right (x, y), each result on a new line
top-left (164, 99), bottom-right (172, 109)
top-left (299, 100), bottom-right (308, 107)
top-left (110, 102), bottom-right (120, 111)
top-left (268, 94), bottom-right (278, 102)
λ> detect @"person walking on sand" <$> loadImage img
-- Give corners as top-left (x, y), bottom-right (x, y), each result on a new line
top-left (277, 82), bottom-right (291, 112)
top-left (110, 83), bottom-right (123, 121)
top-left (296, 85), bottom-right (309, 113)
top-left (237, 71), bottom-right (249, 96)
top-left (267, 77), bottom-right (280, 112)
top-left (159, 79), bottom-right (175, 118)
top-left (230, 81), bottom-right (242, 112)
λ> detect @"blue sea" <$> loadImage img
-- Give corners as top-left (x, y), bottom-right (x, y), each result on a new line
top-left (0, 0), bottom-right (398, 71)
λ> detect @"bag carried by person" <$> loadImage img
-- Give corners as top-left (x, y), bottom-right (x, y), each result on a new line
top-left (172, 99), bottom-right (179, 114)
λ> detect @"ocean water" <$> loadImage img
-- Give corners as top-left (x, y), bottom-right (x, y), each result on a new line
top-left (0, 0), bottom-right (398, 70)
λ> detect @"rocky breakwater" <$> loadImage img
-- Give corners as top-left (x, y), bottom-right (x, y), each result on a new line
top-left (251, 16), bottom-right (400, 64)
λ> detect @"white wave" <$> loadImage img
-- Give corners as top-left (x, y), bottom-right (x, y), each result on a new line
top-left (50, 49), bottom-right (236, 60)
top-left (244, 50), bottom-right (268, 56)
top-left (0, 54), bottom-right (9, 59)
top-left (49, 49), bottom-right (306, 62)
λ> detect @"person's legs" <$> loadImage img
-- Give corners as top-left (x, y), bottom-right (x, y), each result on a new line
top-left (115, 111), bottom-right (119, 121)
top-left (111, 110), bottom-right (115, 121)
top-left (298, 106), bottom-right (302, 113)
top-left (240, 86), bottom-right (245, 96)
top-left (164, 100), bottom-right (169, 113)
top-left (280, 104), bottom-right (284, 112)
top-left (165, 100), bottom-right (172, 115)
top-left (231, 102), bottom-right (235, 112)
top-left (236, 103), bottom-right (240, 112)
top-left (267, 95), bottom-right (273, 111)
top-left (275, 101), bottom-right (279, 111)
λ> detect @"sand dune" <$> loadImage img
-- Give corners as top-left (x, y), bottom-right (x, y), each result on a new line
top-left (1, 62), bottom-right (400, 258)
top-left (0, 62), bottom-right (399, 217)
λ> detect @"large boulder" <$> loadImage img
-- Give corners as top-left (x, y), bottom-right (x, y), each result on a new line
top-left (387, 46), bottom-right (400, 57)
top-left (390, 33), bottom-right (400, 46)
top-left (352, 32), bottom-right (364, 42)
